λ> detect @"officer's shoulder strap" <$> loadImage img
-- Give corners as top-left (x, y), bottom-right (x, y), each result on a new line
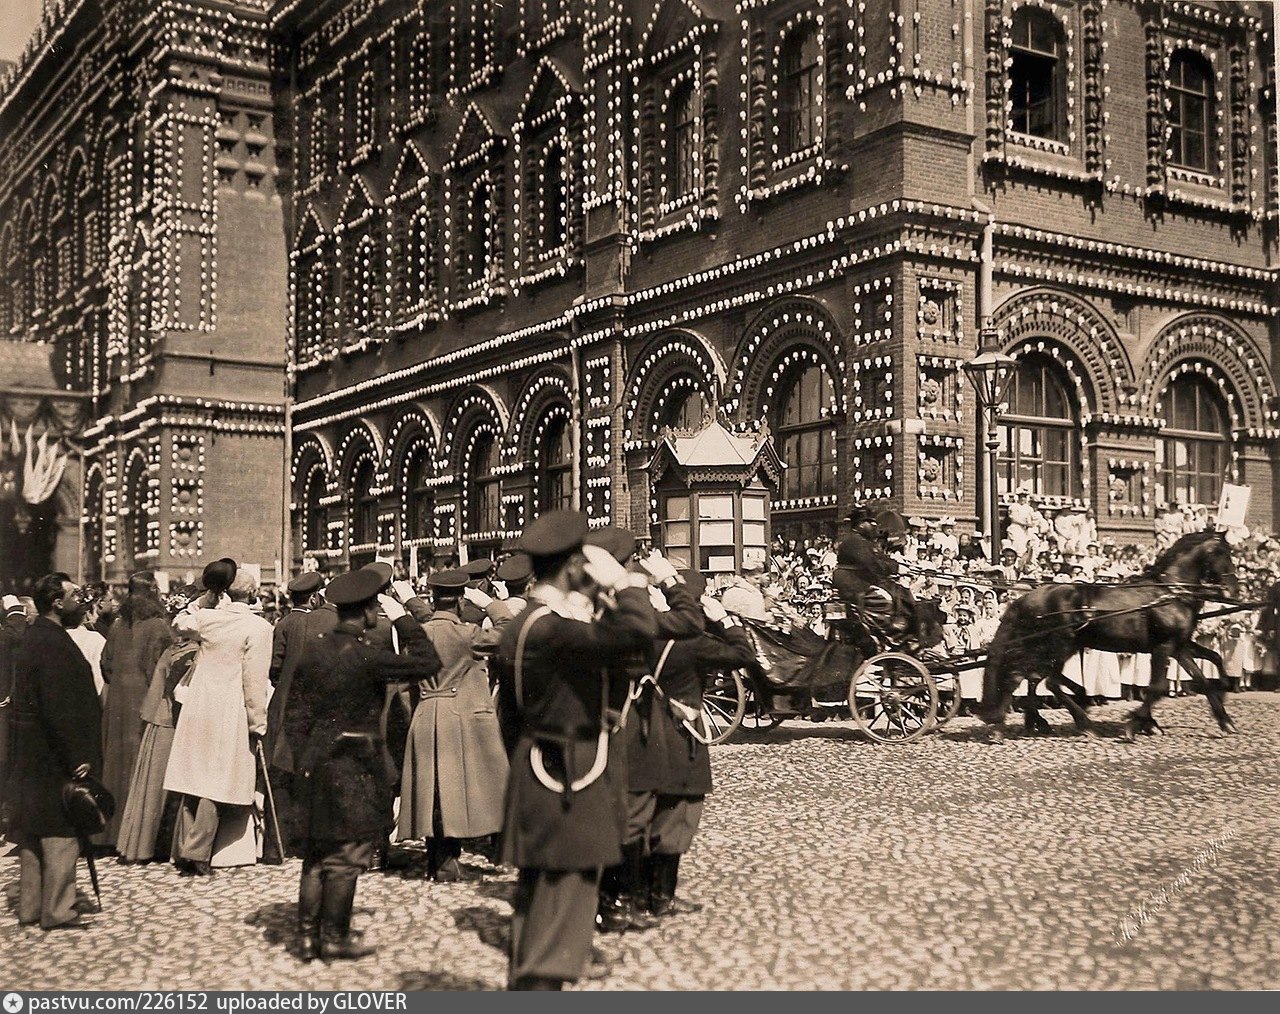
top-left (512, 605), bottom-right (553, 710)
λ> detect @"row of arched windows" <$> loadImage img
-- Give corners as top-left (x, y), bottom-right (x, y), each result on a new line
top-left (998, 354), bottom-right (1233, 508)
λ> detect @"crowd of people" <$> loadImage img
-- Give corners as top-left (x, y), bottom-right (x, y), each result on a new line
top-left (1, 502), bottom-right (1277, 989)
top-left (0, 513), bottom-right (755, 990)
top-left (731, 509), bottom-right (1280, 699)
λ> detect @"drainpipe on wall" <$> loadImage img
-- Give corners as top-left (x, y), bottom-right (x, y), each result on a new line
top-left (569, 338), bottom-right (583, 512)
top-left (972, 196), bottom-right (995, 333)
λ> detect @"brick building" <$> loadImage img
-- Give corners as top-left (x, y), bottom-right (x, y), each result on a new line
top-left (0, 0), bottom-right (288, 588)
top-left (269, 0), bottom-right (1278, 577)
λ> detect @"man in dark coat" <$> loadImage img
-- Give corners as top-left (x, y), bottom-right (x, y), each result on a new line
top-left (1259, 578), bottom-right (1280, 692)
top-left (491, 510), bottom-right (658, 990)
top-left (289, 568), bottom-right (440, 961)
top-left (584, 527), bottom-right (704, 934)
top-left (833, 507), bottom-right (915, 651)
top-left (0, 593), bottom-right (29, 822)
top-left (264, 571), bottom-right (324, 856)
top-left (631, 571), bottom-right (754, 916)
top-left (6, 573), bottom-right (102, 930)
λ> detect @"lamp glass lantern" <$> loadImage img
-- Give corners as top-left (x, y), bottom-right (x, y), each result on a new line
top-left (962, 328), bottom-right (1017, 557)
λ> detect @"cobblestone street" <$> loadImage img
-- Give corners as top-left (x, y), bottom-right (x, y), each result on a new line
top-left (4, 695), bottom-right (1278, 991)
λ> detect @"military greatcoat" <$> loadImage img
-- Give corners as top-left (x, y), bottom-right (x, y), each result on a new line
top-left (628, 621), bottom-right (754, 797)
top-left (290, 616), bottom-right (440, 845)
top-left (493, 586), bottom-right (657, 871)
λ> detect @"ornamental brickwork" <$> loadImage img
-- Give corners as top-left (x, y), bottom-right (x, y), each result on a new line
top-left (270, 0), bottom-right (1279, 572)
top-left (0, 0), bottom-right (288, 586)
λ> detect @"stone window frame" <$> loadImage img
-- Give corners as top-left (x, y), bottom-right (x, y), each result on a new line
top-left (450, 0), bottom-right (500, 98)
top-left (633, 12), bottom-right (720, 243)
top-left (387, 145), bottom-right (441, 330)
top-left (520, 0), bottom-right (579, 57)
top-left (983, 0), bottom-right (1107, 184)
top-left (512, 65), bottom-right (584, 292)
top-left (444, 107), bottom-right (509, 314)
top-left (738, 0), bottom-right (840, 207)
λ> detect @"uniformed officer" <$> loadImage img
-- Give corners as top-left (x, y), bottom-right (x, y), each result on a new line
top-left (459, 558), bottom-right (496, 625)
top-left (290, 568), bottom-right (441, 961)
top-left (634, 570), bottom-right (755, 915)
top-left (265, 570), bottom-right (325, 856)
top-left (491, 510), bottom-right (658, 991)
top-left (584, 526), bottom-right (704, 934)
top-left (397, 569), bottom-right (512, 881)
top-left (495, 552), bottom-right (533, 616)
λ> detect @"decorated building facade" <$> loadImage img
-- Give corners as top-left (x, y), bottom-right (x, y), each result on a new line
top-left (270, 0), bottom-right (1279, 574)
top-left (0, 0), bottom-right (288, 589)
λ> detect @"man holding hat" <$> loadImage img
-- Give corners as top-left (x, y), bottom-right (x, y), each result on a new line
top-left (397, 569), bottom-right (513, 881)
top-left (264, 571), bottom-right (324, 856)
top-left (289, 569), bottom-right (441, 961)
top-left (491, 510), bottom-right (659, 990)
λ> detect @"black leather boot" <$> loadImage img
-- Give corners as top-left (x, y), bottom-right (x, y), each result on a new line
top-left (654, 854), bottom-right (702, 916)
top-left (619, 841), bottom-right (659, 930)
top-left (319, 878), bottom-right (377, 960)
top-left (596, 863), bottom-right (629, 933)
top-left (297, 869), bottom-right (323, 962)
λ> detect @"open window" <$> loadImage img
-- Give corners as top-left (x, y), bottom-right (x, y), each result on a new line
top-left (1009, 8), bottom-right (1067, 142)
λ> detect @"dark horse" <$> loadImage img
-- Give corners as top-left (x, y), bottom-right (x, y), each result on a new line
top-left (978, 530), bottom-right (1239, 743)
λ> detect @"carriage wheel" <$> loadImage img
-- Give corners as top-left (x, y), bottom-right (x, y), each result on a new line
top-left (700, 670), bottom-right (747, 745)
top-left (735, 676), bottom-right (783, 737)
top-left (928, 669), bottom-right (963, 728)
top-left (849, 652), bottom-right (938, 744)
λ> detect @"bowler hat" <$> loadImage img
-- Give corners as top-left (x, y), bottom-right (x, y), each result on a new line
top-left (202, 558), bottom-right (237, 594)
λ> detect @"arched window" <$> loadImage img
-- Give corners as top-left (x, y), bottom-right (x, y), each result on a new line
top-left (1168, 51), bottom-right (1213, 171)
top-left (780, 25), bottom-right (821, 156)
top-left (997, 356), bottom-right (1078, 498)
top-left (670, 79), bottom-right (698, 200)
top-left (350, 458), bottom-right (377, 546)
top-left (465, 180), bottom-right (490, 284)
top-left (405, 444), bottom-right (434, 541)
top-left (1157, 373), bottom-right (1230, 507)
top-left (538, 411), bottom-right (573, 512)
top-left (539, 143), bottom-right (568, 256)
top-left (1009, 8), bottom-right (1067, 142)
top-left (660, 385), bottom-right (708, 432)
top-left (301, 468), bottom-right (327, 553)
top-left (774, 362), bottom-right (836, 500)
top-left (467, 431), bottom-right (501, 532)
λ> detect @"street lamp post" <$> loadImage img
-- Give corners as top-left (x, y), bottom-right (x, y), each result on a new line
top-left (962, 327), bottom-right (1016, 564)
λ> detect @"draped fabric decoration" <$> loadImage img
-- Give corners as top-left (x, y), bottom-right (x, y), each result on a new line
top-left (0, 422), bottom-right (70, 594)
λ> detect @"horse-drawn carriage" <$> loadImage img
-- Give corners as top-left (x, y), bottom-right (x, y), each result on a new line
top-left (699, 529), bottom-right (1248, 746)
top-left (698, 599), bottom-right (985, 745)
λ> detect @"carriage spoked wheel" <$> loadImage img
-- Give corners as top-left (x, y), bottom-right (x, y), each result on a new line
top-left (927, 668), bottom-right (963, 729)
top-left (849, 652), bottom-right (938, 744)
top-left (735, 675), bottom-right (783, 736)
top-left (700, 670), bottom-right (747, 745)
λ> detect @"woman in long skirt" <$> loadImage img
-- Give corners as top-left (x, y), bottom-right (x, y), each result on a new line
top-left (117, 640), bottom-right (198, 862)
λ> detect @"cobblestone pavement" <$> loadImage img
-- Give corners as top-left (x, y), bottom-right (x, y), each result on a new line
top-left (3, 695), bottom-right (1278, 990)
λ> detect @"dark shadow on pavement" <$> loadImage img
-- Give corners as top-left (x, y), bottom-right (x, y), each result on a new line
top-left (396, 970), bottom-right (495, 991)
top-left (452, 904), bottom-right (509, 954)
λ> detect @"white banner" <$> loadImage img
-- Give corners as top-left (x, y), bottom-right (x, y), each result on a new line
top-left (1216, 483), bottom-right (1250, 530)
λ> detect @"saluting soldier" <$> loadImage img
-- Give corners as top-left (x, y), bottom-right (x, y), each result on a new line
top-left (290, 569), bottom-right (441, 961)
top-left (584, 526), bottom-right (704, 933)
top-left (632, 570), bottom-right (754, 915)
top-left (491, 510), bottom-right (658, 991)
top-left (397, 569), bottom-right (513, 881)
top-left (495, 552), bottom-right (533, 616)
